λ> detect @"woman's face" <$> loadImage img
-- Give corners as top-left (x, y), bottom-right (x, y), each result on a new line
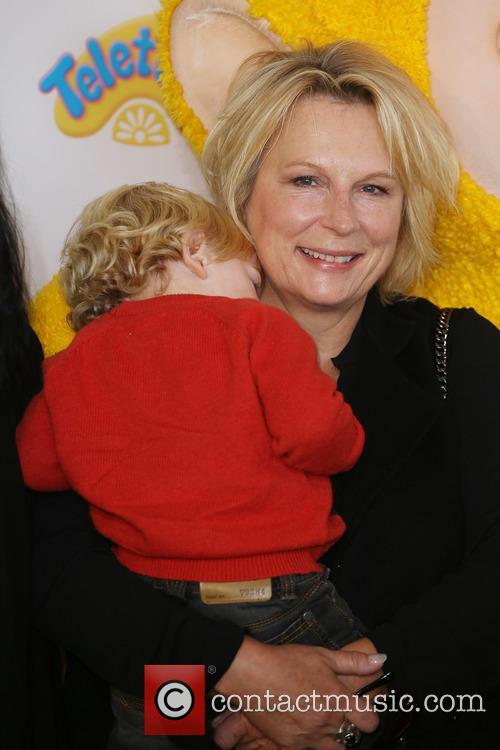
top-left (245, 96), bottom-right (405, 314)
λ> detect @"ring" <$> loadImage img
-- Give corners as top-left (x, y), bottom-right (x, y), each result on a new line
top-left (333, 719), bottom-right (362, 747)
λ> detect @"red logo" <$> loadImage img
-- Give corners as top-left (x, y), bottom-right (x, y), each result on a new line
top-left (144, 665), bottom-right (205, 735)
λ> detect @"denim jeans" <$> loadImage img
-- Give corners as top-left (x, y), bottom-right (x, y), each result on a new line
top-left (107, 569), bottom-right (367, 749)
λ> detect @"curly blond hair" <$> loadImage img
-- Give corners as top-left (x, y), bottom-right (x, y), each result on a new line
top-left (61, 182), bottom-right (254, 330)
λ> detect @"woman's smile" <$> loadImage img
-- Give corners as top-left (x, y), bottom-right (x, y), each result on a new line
top-left (297, 246), bottom-right (362, 266)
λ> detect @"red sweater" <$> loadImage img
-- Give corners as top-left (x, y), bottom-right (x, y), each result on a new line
top-left (17, 295), bottom-right (364, 581)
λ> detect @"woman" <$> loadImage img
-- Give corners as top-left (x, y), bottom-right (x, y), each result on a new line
top-left (31, 42), bottom-right (500, 749)
top-left (0, 159), bottom-right (60, 747)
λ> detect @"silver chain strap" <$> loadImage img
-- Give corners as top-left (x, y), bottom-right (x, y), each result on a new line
top-left (435, 308), bottom-right (453, 400)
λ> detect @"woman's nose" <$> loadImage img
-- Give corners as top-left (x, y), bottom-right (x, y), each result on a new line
top-left (320, 192), bottom-right (358, 235)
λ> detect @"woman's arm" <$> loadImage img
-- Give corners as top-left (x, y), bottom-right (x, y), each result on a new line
top-left (31, 489), bottom-right (244, 696)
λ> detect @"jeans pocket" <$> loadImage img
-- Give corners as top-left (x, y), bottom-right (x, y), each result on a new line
top-left (240, 572), bottom-right (326, 632)
top-left (311, 584), bottom-right (366, 647)
top-left (257, 608), bottom-right (335, 647)
top-left (247, 576), bottom-right (366, 649)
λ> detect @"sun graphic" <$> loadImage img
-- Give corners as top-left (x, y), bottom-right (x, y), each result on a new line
top-left (112, 102), bottom-right (170, 146)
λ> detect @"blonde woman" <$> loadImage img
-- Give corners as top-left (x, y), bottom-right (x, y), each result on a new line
top-left (32, 42), bottom-right (500, 750)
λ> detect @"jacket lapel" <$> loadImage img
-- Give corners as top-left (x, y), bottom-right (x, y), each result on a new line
top-left (332, 295), bottom-right (444, 541)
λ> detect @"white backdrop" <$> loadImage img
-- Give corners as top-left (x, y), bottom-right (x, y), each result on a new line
top-left (0, 0), bottom-right (208, 294)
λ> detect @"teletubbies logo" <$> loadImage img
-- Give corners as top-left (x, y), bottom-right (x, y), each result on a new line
top-left (39, 16), bottom-right (170, 146)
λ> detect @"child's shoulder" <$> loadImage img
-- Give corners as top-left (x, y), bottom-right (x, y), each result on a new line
top-left (202, 299), bottom-right (312, 354)
top-left (42, 313), bottom-right (113, 371)
top-left (207, 296), bottom-right (291, 322)
top-left (203, 296), bottom-right (292, 330)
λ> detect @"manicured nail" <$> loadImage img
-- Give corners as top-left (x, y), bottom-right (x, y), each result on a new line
top-left (368, 653), bottom-right (387, 665)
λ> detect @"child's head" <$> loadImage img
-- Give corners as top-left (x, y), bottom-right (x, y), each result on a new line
top-left (61, 182), bottom-right (255, 330)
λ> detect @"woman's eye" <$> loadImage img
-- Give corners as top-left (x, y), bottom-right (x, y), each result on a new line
top-left (291, 175), bottom-right (317, 187)
top-left (361, 184), bottom-right (388, 195)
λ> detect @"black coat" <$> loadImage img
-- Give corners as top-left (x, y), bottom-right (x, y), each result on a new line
top-left (31, 293), bottom-right (500, 749)
top-left (0, 328), bottom-right (63, 749)
top-left (326, 292), bottom-right (500, 747)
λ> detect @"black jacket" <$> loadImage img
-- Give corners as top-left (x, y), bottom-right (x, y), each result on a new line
top-left (31, 293), bottom-right (500, 749)
top-left (0, 327), bottom-right (57, 750)
top-left (326, 292), bottom-right (500, 747)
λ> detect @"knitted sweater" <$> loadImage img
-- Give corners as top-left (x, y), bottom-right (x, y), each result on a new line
top-left (17, 295), bottom-right (364, 581)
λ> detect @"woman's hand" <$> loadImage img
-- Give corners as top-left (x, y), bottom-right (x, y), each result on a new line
top-left (213, 636), bottom-right (385, 750)
top-left (213, 712), bottom-right (277, 750)
top-left (338, 637), bottom-right (386, 696)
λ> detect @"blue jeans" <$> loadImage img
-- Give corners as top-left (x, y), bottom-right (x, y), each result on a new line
top-left (107, 569), bottom-right (366, 749)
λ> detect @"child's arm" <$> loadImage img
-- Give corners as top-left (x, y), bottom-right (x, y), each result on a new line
top-left (16, 390), bottom-right (70, 491)
top-left (249, 305), bottom-right (364, 475)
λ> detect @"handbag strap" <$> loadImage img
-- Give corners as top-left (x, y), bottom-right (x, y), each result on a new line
top-left (435, 307), bottom-right (453, 399)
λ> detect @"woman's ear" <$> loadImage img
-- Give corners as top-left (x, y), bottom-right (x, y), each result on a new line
top-left (180, 230), bottom-right (210, 279)
top-left (169, 0), bottom-right (281, 130)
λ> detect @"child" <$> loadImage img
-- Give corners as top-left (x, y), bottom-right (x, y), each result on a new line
top-left (17, 182), bottom-right (366, 745)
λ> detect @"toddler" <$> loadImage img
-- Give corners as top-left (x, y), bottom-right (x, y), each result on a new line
top-left (17, 182), bottom-right (366, 747)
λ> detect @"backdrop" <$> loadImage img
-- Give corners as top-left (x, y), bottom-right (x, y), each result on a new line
top-left (0, 0), bottom-right (208, 294)
top-left (1, 0), bottom-right (498, 355)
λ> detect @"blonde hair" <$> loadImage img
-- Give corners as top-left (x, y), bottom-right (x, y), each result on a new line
top-left (61, 182), bottom-right (254, 330)
top-left (202, 41), bottom-right (459, 297)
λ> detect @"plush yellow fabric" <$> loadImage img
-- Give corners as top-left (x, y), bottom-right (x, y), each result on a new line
top-left (157, 0), bottom-right (207, 156)
top-left (31, 0), bottom-right (499, 356)
top-left (30, 276), bottom-right (73, 357)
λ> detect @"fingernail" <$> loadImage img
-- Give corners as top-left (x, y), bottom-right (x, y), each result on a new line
top-left (368, 653), bottom-right (387, 665)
